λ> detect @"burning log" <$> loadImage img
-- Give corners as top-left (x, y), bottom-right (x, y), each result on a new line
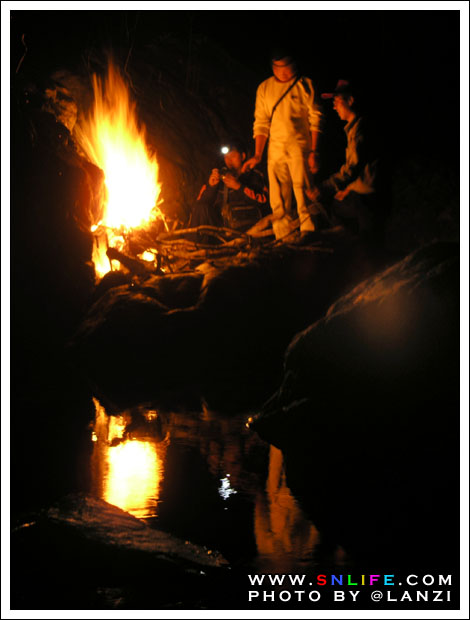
top-left (106, 247), bottom-right (157, 276)
top-left (73, 63), bottom-right (166, 280)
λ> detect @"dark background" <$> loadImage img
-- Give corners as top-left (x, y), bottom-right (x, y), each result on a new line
top-left (10, 9), bottom-right (460, 156)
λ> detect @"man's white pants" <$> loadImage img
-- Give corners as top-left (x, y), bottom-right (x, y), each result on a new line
top-left (267, 141), bottom-right (315, 240)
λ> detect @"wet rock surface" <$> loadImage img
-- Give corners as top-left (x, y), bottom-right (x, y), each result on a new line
top-left (252, 242), bottom-right (459, 566)
top-left (11, 494), bottom-right (229, 609)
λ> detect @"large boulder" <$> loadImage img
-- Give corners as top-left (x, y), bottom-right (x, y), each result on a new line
top-left (251, 242), bottom-right (459, 566)
top-left (11, 493), bottom-right (228, 609)
top-left (69, 242), bottom-right (376, 408)
top-left (11, 91), bottom-right (99, 387)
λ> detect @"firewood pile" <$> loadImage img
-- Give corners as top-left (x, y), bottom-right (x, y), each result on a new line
top-left (103, 223), bottom-right (336, 279)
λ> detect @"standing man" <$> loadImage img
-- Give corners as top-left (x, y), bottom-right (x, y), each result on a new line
top-left (242, 52), bottom-right (322, 241)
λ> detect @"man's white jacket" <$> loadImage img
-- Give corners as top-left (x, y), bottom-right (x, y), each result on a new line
top-left (253, 75), bottom-right (322, 148)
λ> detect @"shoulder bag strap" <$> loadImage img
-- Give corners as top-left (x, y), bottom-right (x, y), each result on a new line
top-left (269, 75), bottom-right (301, 123)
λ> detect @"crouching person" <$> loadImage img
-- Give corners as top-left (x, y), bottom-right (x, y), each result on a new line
top-left (307, 80), bottom-right (382, 250)
top-left (190, 140), bottom-right (270, 234)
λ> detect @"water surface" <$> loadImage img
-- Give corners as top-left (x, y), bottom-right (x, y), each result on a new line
top-left (88, 396), bottom-right (346, 573)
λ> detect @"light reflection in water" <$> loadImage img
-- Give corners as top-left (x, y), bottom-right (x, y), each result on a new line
top-left (218, 474), bottom-right (237, 500)
top-left (89, 401), bottom-right (341, 569)
top-left (105, 440), bottom-right (160, 518)
top-left (254, 445), bottom-right (320, 572)
top-left (90, 398), bottom-right (165, 519)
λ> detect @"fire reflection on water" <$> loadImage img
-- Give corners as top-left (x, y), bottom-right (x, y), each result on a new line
top-left (90, 398), bottom-right (166, 519)
top-left (89, 401), bottom-right (341, 569)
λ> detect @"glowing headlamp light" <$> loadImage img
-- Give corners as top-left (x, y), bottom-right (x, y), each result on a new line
top-left (221, 146), bottom-right (229, 155)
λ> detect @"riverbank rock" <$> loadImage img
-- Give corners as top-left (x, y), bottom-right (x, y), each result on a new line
top-left (251, 241), bottom-right (459, 566)
top-left (70, 242), bottom-right (377, 408)
top-left (11, 494), bottom-right (228, 609)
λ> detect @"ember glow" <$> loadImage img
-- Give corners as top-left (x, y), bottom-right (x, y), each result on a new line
top-left (74, 62), bottom-right (164, 277)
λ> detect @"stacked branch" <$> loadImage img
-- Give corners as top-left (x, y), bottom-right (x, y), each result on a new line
top-left (155, 226), bottom-right (253, 261)
top-left (104, 225), bottom-right (334, 278)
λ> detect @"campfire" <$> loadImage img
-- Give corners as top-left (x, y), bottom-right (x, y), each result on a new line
top-left (74, 62), bottom-right (167, 279)
top-left (73, 62), bottom-right (274, 280)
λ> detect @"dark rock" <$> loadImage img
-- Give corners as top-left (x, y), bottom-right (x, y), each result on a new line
top-left (251, 241), bottom-right (459, 566)
top-left (386, 156), bottom-right (459, 255)
top-left (141, 272), bottom-right (205, 309)
top-left (92, 270), bottom-right (133, 302)
top-left (69, 242), bottom-right (375, 407)
top-left (11, 93), bottom-right (100, 387)
top-left (11, 493), bottom-right (228, 609)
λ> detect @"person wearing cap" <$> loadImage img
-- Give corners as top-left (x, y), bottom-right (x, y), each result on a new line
top-left (189, 141), bottom-right (269, 232)
top-left (307, 80), bottom-right (379, 243)
top-left (242, 52), bottom-right (322, 242)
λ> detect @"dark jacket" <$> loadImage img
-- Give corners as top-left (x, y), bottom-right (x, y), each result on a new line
top-left (322, 116), bottom-right (378, 196)
top-left (191, 168), bottom-right (269, 229)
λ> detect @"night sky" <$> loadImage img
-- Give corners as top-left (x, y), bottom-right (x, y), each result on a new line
top-left (10, 8), bottom-right (461, 158)
top-left (10, 9), bottom-right (460, 79)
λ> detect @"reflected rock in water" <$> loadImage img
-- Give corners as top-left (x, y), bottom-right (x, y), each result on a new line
top-left (252, 242), bottom-right (459, 567)
top-left (11, 493), bottom-right (228, 609)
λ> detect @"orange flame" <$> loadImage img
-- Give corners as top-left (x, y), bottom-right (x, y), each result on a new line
top-left (75, 62), bottom-right (164, 277)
